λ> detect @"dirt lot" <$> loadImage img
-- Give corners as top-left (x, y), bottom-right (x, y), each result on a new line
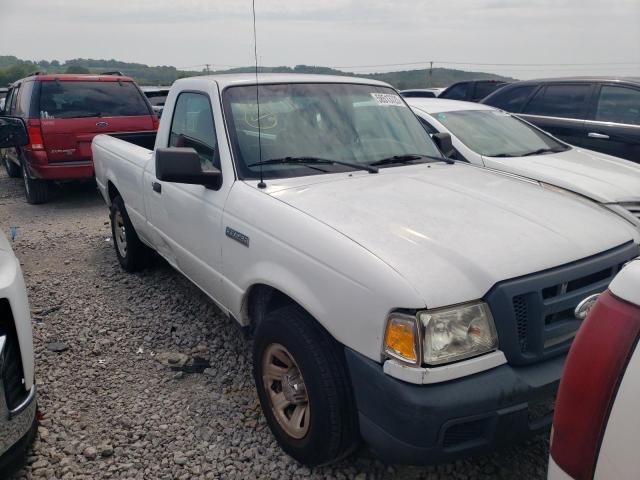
top-left (1, 169), bottom-right (549, 479)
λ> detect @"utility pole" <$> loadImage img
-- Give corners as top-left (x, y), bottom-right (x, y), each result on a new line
top-left (205, 64), bottom-right (211, 75)
top-left (428, 61), bottom-right (433, 88)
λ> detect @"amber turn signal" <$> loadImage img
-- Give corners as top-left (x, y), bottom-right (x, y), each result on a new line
top-left (383, 315), bottom-right (419, 364)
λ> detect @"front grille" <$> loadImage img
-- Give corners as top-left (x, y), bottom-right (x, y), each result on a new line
top-left (486, 242), bottom-right (639, 365)
top-left (621, 202), bottom-right (640, 221)
top-left (0, 300), bottom-right (28, 410)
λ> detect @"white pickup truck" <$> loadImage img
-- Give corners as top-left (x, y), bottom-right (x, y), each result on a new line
top-left (92, 74), bottom-right (640, 466)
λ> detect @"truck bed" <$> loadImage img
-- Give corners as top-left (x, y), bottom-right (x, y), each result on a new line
top-left (108, 131), bottom-right (157, 151)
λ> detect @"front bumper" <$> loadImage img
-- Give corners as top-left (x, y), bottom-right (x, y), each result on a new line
top-left (345, 348), bottom-right (563, 465)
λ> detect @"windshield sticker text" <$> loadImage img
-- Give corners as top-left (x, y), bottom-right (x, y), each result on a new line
top-left (370, 93), bottom-right (405, 107)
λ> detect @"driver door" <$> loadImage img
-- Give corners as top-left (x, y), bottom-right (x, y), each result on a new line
top-left (144, 91), bottom-right (227, 300)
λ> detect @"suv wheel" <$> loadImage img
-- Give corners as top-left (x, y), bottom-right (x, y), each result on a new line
top-left (3, 155), bottom-right (21, 178)
top-left (22, 163), bottom-right (49, 204)
top-left (253, 305), bottom-right (358, 466)
top-left (110, 196), bottom-right (152, 272)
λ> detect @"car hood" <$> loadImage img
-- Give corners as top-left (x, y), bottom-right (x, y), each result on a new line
top-left (483, 148), bottom-right (640, 204)
top-left (267, 164), bottom-right (637, 308)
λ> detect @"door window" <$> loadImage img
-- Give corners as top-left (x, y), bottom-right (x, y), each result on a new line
top-left (595, 85), bottom-right (640, 126)
top-left (169, 92), bottom-right (219, 171)
top-left (484, 85), bottom-right (536, 112)
top-left (473, 82), bottom-right (504, 101)
top-left (523, 84), bottom-right (590, 119)
top-left (441, 83), bottom-right (469, 100)
top-left (8, 86), bottom-right (19, 115)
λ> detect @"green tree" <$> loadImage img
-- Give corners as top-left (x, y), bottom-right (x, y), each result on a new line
top-left (65, 65), bottom-right (91, 74)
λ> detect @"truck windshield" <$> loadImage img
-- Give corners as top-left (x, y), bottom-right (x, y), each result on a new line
top-left (39, 81), bottom-right (151, 119)
top-left (433, 109), bottom-right (568, 158)
top-left (223, 83), bottom-right (442, 179)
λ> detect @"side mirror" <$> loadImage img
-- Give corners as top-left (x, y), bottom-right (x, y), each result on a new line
top-left (432, 132), bottom-right (455, 158)
top-left (0, 117), bottom-right (29, 148)
top-left (156, 147), bottom-right (221, 189)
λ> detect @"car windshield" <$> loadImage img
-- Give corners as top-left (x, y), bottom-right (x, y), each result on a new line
top-left (433, 109), bottom-right (568, 158)
top-left (223, 83), bottom-right (442, 179)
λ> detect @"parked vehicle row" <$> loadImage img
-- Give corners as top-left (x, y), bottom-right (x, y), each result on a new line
top-left (483, 77), bottom-right (640, 161)
top-left (407, 97), bottom-right (640, 230)
top-left (85, 74), bottom-right (639, 465)
top-left (0, 72), bottom-right (158, 204)
top-left (0, 71), bottom-right (638, 470)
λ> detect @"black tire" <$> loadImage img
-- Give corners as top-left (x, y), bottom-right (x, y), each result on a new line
top-left (110, 195), bottom-right (152, 272)
top-left (3, 154), bottom-right (21, 178)
top-left (253, 305), bottom-right (359, 466)
top-left (22, 162), bottom-right (49, 204)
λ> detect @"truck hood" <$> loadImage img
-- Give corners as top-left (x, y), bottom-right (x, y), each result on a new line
top-left (267, 164), bottom-right (637, 308)
top-left (483, 148), bottom-right (640, 204)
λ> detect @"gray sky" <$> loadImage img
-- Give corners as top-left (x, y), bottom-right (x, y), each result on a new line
top-left (1, 0), bottom-right (639, 79)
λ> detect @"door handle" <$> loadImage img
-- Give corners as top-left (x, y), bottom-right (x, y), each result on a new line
top-left (588, 132), bottom-right (610, 140)
top-left (152, 181), bottom-right (162, 193)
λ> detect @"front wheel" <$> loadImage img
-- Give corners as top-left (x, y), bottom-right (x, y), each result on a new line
top-left (253, 305), bottom-right (359, 466)
top-left (110, 195), bottom-right (152, 272)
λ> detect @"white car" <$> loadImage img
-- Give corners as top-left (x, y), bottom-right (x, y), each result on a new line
top-left (548, 258), bottom-right (640, 480)
top-left (0, 229), bottom-right (36, 473)
top-left (400, 88), bottom-right (445, 98)
top-left (54, 73), bottom-right (640, 466)
top-left (407, 98), bottom-right (640, 230)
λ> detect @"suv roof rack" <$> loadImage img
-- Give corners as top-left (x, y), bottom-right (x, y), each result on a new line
top-left (100, 71), bottom-right (125, 76)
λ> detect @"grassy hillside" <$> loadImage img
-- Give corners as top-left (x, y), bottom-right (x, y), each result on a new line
top-left (0, 55), bottom-right (514, 89)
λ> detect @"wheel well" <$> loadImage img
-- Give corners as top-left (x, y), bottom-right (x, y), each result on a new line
top-left (107, 181), bottom-right (120, 204)
top-left (245, 284), bottom-right (297, 332)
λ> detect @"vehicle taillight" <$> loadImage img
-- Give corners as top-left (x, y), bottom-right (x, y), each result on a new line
top-left (152, 115), bottom-right (159, 130)
top-left (551, 290), bottom-right (640, 480)
top-left (26, 119), bottom-right (45, 151)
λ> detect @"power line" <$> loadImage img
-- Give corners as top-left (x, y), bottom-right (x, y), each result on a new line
top-left (334, 60), bottom-right (640, 70)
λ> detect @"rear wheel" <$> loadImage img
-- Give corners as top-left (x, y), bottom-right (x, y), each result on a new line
top-left (110, 195), bottom-right (152, 272)
top-left (22, 162), bottom-right (49, 204)
top-left (253, 305), bottom-right (359, 466)
top-left (3, 154), bottom-right (21, 178)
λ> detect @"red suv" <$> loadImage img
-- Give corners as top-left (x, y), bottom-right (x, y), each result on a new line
top-left (1, 72), bottom-right (158, 204)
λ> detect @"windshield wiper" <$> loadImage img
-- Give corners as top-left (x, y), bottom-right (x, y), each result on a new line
top-left (248, 156), bottom-right (378, 173)
top-left (522, 147), bottom-right (565, 157)
top-left (369, 153), bottom-right (453, 167)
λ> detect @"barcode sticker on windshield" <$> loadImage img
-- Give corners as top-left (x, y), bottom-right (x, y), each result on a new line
top-left (371, 93), bottom-right (405, 107)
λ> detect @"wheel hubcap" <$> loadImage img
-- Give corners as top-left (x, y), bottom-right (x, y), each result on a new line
top-left (262, 343), bottom-right (310, 439)
top-left (114, 210), bottom-right (127, 257)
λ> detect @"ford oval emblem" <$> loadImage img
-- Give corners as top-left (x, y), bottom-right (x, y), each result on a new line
top-left (96, 121), bottom-right (109, 128)
top-left (574, 294), bottom-right (600, 320)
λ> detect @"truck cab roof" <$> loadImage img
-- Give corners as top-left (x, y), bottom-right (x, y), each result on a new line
top-left (175, 73), bottom-right (391, 90)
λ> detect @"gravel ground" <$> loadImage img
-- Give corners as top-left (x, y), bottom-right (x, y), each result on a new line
top-left (1, 169), bottom-right (550, 479)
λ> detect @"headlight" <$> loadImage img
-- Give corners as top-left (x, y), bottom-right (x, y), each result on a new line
top-left (383, 313), bottom-right (420, 365)
top-left (419, 302), bottom-right (498, 365)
